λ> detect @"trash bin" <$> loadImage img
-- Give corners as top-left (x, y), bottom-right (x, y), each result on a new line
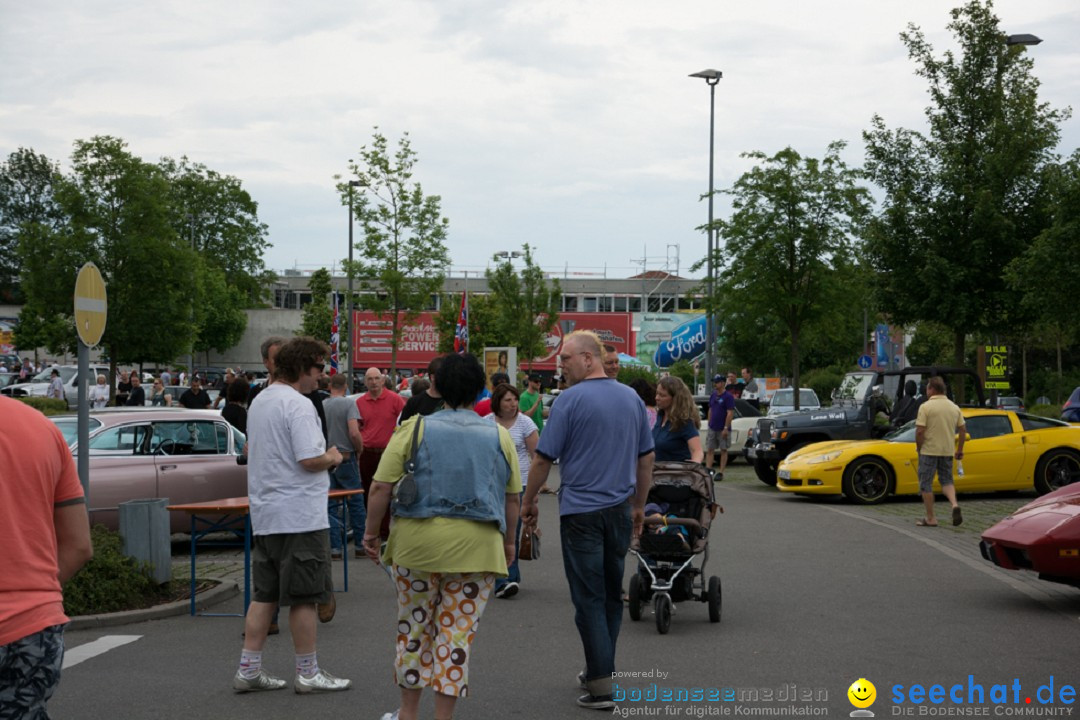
top-left (118, 498), bottom-right (171, 585)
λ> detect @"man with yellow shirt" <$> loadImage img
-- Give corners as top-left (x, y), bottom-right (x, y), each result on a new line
top-left (915, 376), bottom-right (966, 527)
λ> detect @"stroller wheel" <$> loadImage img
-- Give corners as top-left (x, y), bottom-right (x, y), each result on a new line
top-left (628, 575), bottom-right (643, 622)
top-left (655, 594), bottom-right (672, 634)
top-left (707, 576), bottom-right (722, 624)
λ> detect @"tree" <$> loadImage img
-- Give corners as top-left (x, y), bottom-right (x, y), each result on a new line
top-left (159, 156), bottom-right (273, 305)
top-left (14, 136), bottom-right (195, 386)
top-left (484, 244), bottom-right (561, 368)
top-left (194, 260), bottom-right (248, 365)
top-left (339, 130), bottom-right (450, 379)
top-left (707, 143), bottom-right (870, 403)
top-left (300, 267), bottom-right (335, 341)
top-left (863, 0), bottom-right (1068, 367)
top-left (0, 148), bottom-right (65, 304)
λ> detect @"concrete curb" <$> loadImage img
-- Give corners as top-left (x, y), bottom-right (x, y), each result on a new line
top-left (68, 579), bottom-right (240, 630)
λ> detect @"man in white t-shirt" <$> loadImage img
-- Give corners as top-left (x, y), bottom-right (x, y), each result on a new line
top-left (232, 337), bottom-right (351, 696)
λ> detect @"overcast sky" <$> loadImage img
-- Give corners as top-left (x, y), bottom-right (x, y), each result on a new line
top-left (2, 1), bottom-right (1077, 280)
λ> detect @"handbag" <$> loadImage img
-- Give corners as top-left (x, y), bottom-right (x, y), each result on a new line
top-left (392, 418), bottom-right (423, 507)
top-left (519, 526), bottom-right (541, 561)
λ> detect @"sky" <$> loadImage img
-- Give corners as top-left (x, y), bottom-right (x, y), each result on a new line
top-left (2, 1), bottom-right (1078, 281)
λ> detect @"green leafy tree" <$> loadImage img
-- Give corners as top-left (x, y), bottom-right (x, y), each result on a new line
top-left (159, 156), bottom-right (273, 305)
top-left (436, 292), bottom-right (498, 355)
top-left (706, 143), bottom-right (870, 404)
top-left (0, 149), bottom-right (65, 304)
top-left (485, 244), bottom-right (561, 368)
top-left (300, 267), bottom-right (335, 341)
top-left (14, 136), bottom-right (195, 387)
top-left (863, 0), bottom-right (1068, 367)
top-left (339, 130), bottom-right (450, 379)
top-left (194, 260), bottom-right (248, 365)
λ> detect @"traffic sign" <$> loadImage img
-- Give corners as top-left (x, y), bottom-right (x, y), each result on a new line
top-left (857, 354), bottom-right (872, 369)
top-left (74, 262), bottom-right (107, 347)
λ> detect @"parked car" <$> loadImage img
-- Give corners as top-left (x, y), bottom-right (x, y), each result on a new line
top-left (1063, 388), bottom-right (1080, 423)
top-left (1, 364), bottom-right (110, 408)
top-left (0, 372), bottom-right (19, 390)
top-left (694, 397), bottom-right (762, 465)
top-left (50, 408), bottom-right (248, 532)
top-left (980, 481), bottom-right (1080, 588)
top-left (995, 396), bottom-right (1025, 412)
top-left (775, 409), bottom-right (1080, 504)
top-left (766, 388), bottom-right (821, 417)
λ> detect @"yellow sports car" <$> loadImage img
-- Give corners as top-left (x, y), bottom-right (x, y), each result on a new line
top-left (776, 409), bottom-right (1080, 504)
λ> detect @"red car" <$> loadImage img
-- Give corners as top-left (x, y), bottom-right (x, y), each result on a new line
top-left (980, 482), bottom-right (1080, 588)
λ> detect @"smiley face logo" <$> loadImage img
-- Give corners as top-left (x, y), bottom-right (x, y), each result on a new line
top-left (847, 678), bottom-right (876, 709)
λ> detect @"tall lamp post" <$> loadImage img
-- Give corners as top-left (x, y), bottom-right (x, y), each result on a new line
top-left (690, 68), bottom-right (722, 388)
top-left (347, 179), bottom-right (361, 394)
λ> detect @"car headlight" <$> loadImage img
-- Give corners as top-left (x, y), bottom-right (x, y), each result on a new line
top-left (805, 451), bottom-right (842, 465)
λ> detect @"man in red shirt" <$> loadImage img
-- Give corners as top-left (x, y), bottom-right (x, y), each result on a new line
top-left (0, 396), bottom-right (93, 717)
top-left (357, 367), bottom-right (405, 539)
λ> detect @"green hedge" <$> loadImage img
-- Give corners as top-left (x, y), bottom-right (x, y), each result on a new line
top-left (1027, 403), bottom-right (1065, 420)
top-left (17, 397), bottom-right (69, 415)
top-left (63, 525), bottom-right (167, 616)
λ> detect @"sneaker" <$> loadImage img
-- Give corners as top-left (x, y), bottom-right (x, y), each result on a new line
top-left (714, 472), bottom-right (724, 482)
top-left (233, 669), bottom-right (287, 693)
top-left (494, 581), bottom-right (519, 599)
top-left (331, 549), bottom-right (343, 560)
top-left (577, 670), bottom-right (588, 689)
top-left (380, 711), bottom-right (400, 720)
top-left (577, 693), bottom-right (615, 710)
top-left (317, 593), bottom-right (336, 623)
top-left (294, 669), bottom-right (352, 694)
top-left (355, 548), bottom-right (366, 559)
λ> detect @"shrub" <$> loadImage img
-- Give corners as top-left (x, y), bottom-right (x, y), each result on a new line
top-left (63, 525), bottom-right (166, 616)
top-left (617, 365), bottom-right (658, 387)
top-left (17, 397), bottom-right (69, 415)
top-left (1027, 403), bottom-right (1064, 420)
top-left (665, 360), bottom-right (697, 390)
top-left (801, 367), bottom-right (846, 406)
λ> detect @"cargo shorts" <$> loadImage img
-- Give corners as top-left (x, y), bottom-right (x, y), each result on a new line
top-left (252, 529), bottom-right (333, 606)
top-left (706, 429), bottom-right (730, 451)
top-left (917, 455), bottom-right (954, 494)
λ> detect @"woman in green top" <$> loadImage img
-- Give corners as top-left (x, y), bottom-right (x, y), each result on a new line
top-left (363, 353), bottom-right (521, 720)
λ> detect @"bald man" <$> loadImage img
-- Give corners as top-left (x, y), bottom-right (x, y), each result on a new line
top-left (356, 368), bottom-right (405, 539)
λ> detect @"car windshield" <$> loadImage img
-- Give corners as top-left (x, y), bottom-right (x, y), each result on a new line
top-left (33, 367), bottom-right (77, 384)
top-left (49, 416), bottom-right (103, 447)
top-left (772, 389), bottom-right (818, 407)
top-left (834, 373), bottom-right (874, 403)
top-left (885, 420), bottom-right (918, 443)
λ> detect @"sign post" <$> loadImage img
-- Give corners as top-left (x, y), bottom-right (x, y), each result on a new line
top-left (74, 262), bottom-right (107, 497)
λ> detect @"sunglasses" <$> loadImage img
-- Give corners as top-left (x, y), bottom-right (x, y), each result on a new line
top-left (312, 363), bottom-right (325, 372)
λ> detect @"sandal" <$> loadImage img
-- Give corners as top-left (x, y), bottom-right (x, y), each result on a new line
top-left (915, 519), bottom-right (938, 527)
top-left (952, 506), bottom-right (963, 526)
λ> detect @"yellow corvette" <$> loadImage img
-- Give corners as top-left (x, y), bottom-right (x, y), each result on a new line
top-left (776, 409), bottom-right (1080, 504)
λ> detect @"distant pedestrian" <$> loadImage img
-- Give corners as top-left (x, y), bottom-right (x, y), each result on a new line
top-left (115, 371), bottom-right (131, 406)
top-left (178, 376), bottom-right (212, 409)
top-left (46, 369), bottom-right (64, 402)
top-left (521, 331), bottom-right (654, 711)
top-left (232, 336), bottom-right (350, 695)
top-left (221, 379), bottom-right (249, 434)
top-left (741, 367), bottom-right (760, 409)
top-left (89, 374), bottom-right (111, 409)
top-left (356, 366), bottom-right (405, 540)
top-left (602, 344), bottom-right (620, 379)
top-left (628, 378), bottom-right (658, 429)
top-left (323, 373), bottom-right (365, 560)
top-left (160, 368), bottom-right (172, 387)
top-left (126, 374), bottom-right (146, 406)
top-left (474, 371), bottom-right (509, 417)
top-left (213, 368), bottom-right (238, 409)
top-left (518, 373), bottom-right (545, 431)
top-left (706, 374), bottom-right (735, 479)
top-left (0, 396), bottom-right (93, 718)
top-left (399, 356), bottom-right (446, 423)
top-left (150, 378), bottom-right (172, 407)
top-left (915, 376), bottom-right (965, 528)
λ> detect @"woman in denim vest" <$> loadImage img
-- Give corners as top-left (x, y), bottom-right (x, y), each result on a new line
top-left (363, 353), bottom-right (521, 720)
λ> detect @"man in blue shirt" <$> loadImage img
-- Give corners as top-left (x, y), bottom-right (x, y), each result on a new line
top-left (706, 374), bottom-right (735, 480)
top-left (522, 331), bottom-right (654, 711)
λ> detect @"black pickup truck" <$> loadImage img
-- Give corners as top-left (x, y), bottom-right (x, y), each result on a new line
top-left (748, 366), bottom-right (986, 485)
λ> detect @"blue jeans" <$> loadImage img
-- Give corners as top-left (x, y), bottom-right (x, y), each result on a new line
top-left (560, 501), bottom-right (631, 698)
top-left (328, 456), bottom-right (367, 551)
top-left (495, 493), bottom-right (522, 589)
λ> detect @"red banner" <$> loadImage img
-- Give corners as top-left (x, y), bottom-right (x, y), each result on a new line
top-left (350, 311), bottom-right (635, 371)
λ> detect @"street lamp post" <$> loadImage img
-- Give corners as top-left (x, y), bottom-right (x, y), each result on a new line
top-left (690, 68), bottom-right (722, 388)
top-left (347, 180), bottom-right (361, 394)
top-left (187, 214), bottom-right (195, 383)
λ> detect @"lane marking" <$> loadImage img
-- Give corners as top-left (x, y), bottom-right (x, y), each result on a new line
top-left (62, 635), bottom-right (143, 669)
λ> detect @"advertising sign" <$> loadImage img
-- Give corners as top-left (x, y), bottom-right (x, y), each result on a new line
top-left (351, 311), bottom-right (440, 368)
top-left (531, 313), bottom-right (634, 371)
top-left (984, 344), bottom-right (1010, 390)
top-left (635, 312), bottom-right (706, 368)
top-left (483, 347), bottom-right (517, 389)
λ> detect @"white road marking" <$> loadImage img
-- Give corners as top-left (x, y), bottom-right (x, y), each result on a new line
top-left (62, 635), bottom-right (143, 669)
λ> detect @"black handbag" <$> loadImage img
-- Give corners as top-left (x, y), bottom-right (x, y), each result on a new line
top-left (392, 418), bottom-right (423, 508)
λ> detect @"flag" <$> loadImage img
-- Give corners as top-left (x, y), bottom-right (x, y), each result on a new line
top-left (329, 293), bottom-right (340, 375)
top-left (453, 291), bottom-right (468, 354)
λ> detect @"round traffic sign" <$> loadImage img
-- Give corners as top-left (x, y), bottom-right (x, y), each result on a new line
top-left (74, 262), bottom-right (107, 347)
top-left (857, 354), bottom-right (872, 369)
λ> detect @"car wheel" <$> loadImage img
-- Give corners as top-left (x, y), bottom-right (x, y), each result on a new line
top-left (654, 594), bottom-right (672, 635)
top-left (707, 575), bottom-right (722, 624)
top-left (841, 456), bottom-right (894, 505)
top-left (628, 574), bottom-right (643, 622)
top-left (1034, 448), bottom-right (1080, 495)
top-left (753, 457), bottom-right (778, 486)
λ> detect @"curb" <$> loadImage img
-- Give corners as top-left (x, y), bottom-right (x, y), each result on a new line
top-left (68, 580), bottom-right (240, 630)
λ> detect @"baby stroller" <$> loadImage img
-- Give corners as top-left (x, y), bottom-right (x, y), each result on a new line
top-left (628, 461), bottom-right (722, 634)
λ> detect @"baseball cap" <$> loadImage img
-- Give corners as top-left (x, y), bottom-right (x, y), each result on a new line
top-left (528, 372), bottom-right (542, 382)
top-left (712, 374), bottom-right (723, 382)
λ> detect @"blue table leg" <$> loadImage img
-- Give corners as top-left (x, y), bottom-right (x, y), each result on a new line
top-left (189, 514), bottom-right (197, 617)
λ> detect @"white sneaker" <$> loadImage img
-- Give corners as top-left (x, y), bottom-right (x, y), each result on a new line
top-left (380, 710), bottom-right (400, 720)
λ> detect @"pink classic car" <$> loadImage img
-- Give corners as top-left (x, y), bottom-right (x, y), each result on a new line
top-left (51, 407), bottom-right (248, 533)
